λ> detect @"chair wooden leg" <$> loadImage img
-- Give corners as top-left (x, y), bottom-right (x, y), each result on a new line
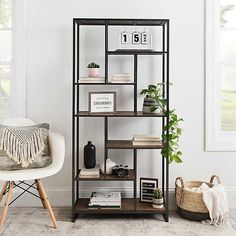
top-left (35, 180), bottom-right (47, 209)
top-left (0, 181), bottom-right (14, 227)
top-left (36, 179), bottom-right (57, 228)
top-left (0, 182), bottom-right (9, 204)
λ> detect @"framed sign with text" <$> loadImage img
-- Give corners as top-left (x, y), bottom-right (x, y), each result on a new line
top-left (89, 92), bottom-right (116, 113)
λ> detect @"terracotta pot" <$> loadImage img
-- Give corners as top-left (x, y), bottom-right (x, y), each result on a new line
top-left (88, 68), bottom-right (100, 77)
top-left (152, 198), bottom-right (164, 208)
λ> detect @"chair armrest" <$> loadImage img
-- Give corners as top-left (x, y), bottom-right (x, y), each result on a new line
top-left (48, 131), bottom-right (65, 173)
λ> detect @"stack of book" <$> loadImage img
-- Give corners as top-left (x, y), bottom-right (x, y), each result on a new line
top-left (79, 165), bottom-right (100, 179)
top-left (88, 192), bottom-right (121, 209)
top-left (78, 77), bottom-right (105, 83)
top-left (132, 135), bottom-right (161, 146)
top-left (110, 73), bottom-right (131, 83)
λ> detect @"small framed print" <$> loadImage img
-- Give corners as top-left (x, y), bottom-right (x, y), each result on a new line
top-left (132, 32), bottom-right (141, 44)
top-left (141, 32), bottom-right (149, 44)
top-left (140, 177), bottom-right (158, 202)
top-left (121, 32), bottom-right (129, 44)
top-left (89, 92), bottom-right (116, 113)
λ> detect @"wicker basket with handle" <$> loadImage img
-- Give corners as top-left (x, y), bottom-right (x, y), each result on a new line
top-left (175, 175), bottom-right (221, 221)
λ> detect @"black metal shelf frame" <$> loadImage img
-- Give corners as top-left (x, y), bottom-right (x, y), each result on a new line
top-left (72, 18), bottom-right (169, 222)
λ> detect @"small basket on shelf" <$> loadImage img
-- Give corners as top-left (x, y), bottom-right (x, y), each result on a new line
top-left (175, 175), bottom-right (221, 221)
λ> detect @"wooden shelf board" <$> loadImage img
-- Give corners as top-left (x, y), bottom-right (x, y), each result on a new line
top-left (76, 111), bottom-right (165, 117)
top-left (75, 198), bottom-right (165, 214)
top-left (106, 140), bottom-right (163, 149)
top-left (76, 169), bottom-right (135, 181)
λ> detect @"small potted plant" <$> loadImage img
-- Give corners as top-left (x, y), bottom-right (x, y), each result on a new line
top-left (140, 83), bottom-right (167, 114)
top-left (152, 188), bottom-right (164, 209)
top-left (87, 62), bottom-right (100, 77)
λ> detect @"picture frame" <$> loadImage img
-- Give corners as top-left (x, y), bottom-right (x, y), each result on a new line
top-left (140, 177), bottom-right (158, 202)
top-left (89, 92), bottom-right (116, 113)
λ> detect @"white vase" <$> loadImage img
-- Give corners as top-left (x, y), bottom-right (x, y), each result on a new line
top-left (100, 158), bottom-right (116, 175)
top-left (152, 198), bottom-right (164, 208)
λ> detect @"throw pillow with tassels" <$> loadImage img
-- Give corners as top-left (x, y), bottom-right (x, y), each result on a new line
top-left (0, 123), bottom-right (52, 170)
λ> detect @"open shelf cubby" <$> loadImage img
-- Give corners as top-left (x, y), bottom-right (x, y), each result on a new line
top-left (72, 18), bottom-right (170, 222)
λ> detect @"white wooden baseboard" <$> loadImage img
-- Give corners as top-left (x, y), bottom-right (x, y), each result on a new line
top-left (1, 186), bottom-right (236, 209)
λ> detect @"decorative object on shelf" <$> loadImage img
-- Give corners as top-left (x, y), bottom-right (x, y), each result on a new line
top-left (79, 77), bottom-right (105, 84)
top-left (132, 135), bottom-right (161, 146)
top-left (112, 164), bottom-right (129, 178)
top-left (162, 110), bottom-right (183, 163)
top-left (140, 177), bottom-right (158, 202)
top-left (84, 141), bottom-right (96, 169)
top-left (152, 188), bottom-right (164, 209)
top-left (110, 73), bottom-right (131, 83)
top-left (119, 28), bottom-right (152, 50)
top-left (100, 158), bottom-right (116, 174)
top-left (140, 83), bottom-right (167, 113)
top-left (89, 91), bottom-right (116, 113)
top-left (88, 192), bottom-right (121, 209)
top-left (87, 62), bottom-right (100, 78)
top-left (79, 165), bottom-right (100, 178)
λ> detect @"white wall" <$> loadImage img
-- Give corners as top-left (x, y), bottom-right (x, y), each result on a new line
top-left (21, 0), bottom-right (236, 207)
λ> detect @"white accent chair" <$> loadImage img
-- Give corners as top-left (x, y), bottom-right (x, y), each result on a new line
top-left (0, 118), bottom-right (65, 228)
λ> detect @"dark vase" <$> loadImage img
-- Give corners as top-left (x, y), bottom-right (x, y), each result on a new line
top-left (84, 141), bottom-right (96, 169)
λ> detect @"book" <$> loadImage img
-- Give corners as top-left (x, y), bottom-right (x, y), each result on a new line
top-left (79, 165), bottom-right (100, 178)
top-left (111, 73), bottom-right (131, 81)
top-left (133, 135), bottom-right (161, 142)
top-left (79, 77), bottom-right (105, 83)
top-left (90, 192), bottom-right (121, 201)
top-left (132, 140), bottom-right (162, 146)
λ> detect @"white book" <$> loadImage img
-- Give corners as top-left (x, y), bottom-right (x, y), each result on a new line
top-left (111, 73), bottom-right (131, 81)
top-left (90, 192), bottom-right (121, 201)
top-left (132, 140), bottom-right (162, 146)
top-left (79, 165), bottom-right (100, 178)
top-left (133, 135), bottom-right (161, 142)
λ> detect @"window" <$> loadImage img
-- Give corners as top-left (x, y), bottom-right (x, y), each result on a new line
top-left (0, 0), bottom-right (25, 122)
top-left (206, 0), bottom-right (236, 151)
top-left (0, 0), bottom-right (12, 121)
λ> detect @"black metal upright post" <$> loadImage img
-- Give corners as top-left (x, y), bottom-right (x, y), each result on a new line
top-left (133, 54), bottom-right (138, 204)
top-left (162, 24), bottom-right (166, 199)
top-left (104, 21), bottom-right (109, 173)
top-left (72, 19), bottom-right (76, 222)
top-left (165, 20), bottom-right (170, 222)
top-left (76, 22), bottom-right (80, 202)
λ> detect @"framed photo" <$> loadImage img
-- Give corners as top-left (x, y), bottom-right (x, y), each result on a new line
top-left (89, 92), bottom-right (116, 113)
top-left (140, 177), bottom-right (158, 202)
top-left (132, 32), bottom-right (141, 44)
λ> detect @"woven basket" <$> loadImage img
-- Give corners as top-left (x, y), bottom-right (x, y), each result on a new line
top-left (175, 175), bottom-right (221, 221)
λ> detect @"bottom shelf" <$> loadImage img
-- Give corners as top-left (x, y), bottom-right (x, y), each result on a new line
top-left (75, 198), bottom-right (165, 214)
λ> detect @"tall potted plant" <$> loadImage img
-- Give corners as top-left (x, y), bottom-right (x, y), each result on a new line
top-left (140, 83), bottom-right (183, 163)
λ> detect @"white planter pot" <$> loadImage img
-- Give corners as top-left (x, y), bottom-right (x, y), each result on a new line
top-left (88, 68), bottom-right (100, 77)
top-left (152, 198), bottom-right (164, 208)
top-left (100, 158), bottom-right (116, 175)
top-left (142, 97), bottom-right (160, 114)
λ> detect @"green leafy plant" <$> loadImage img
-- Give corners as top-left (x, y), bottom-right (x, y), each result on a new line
top-left (153, 188), bottom-right (163, 199)
top-left (140, 83), bottom-right (168, 112)
top-left (140, 83), bottom-right (184, 164)
top-left (87, 62), bottom-right (100, 68)
top-left (162, 110), bottom-right (183, 163)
